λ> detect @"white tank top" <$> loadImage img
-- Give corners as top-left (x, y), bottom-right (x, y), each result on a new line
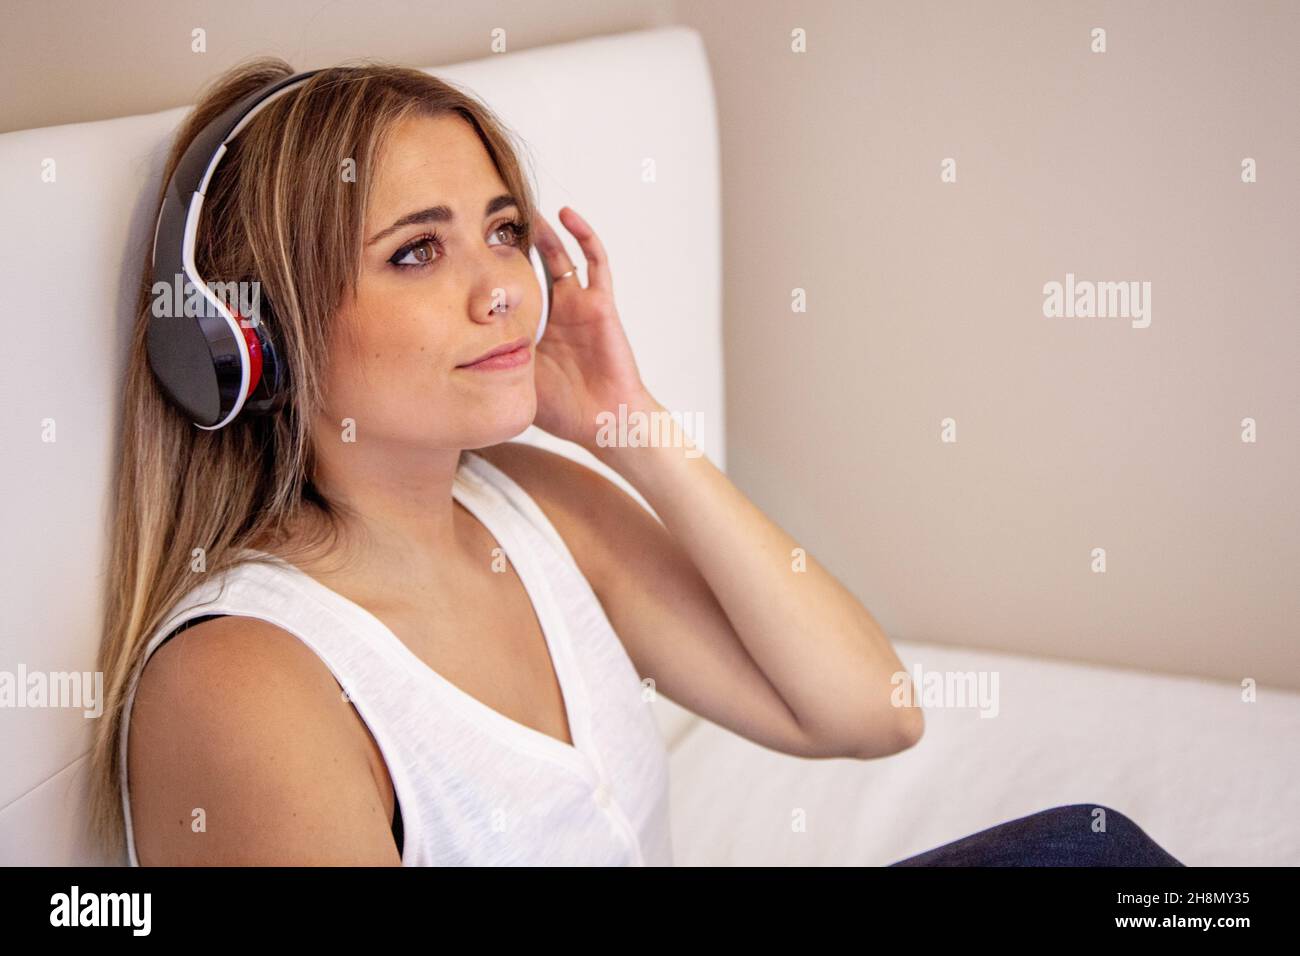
top-left (118, 450), bottom-right (674, 866)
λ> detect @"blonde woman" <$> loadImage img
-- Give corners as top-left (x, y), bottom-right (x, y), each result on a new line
top-left (92, 60), bottom-right (1179, 867)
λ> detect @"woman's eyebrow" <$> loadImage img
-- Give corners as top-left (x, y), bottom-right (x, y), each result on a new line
top-left (366, 194), bottom-right (519, 246)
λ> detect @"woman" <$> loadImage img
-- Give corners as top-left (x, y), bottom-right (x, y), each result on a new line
top-left (91, 59), bottom-right (1181, 867)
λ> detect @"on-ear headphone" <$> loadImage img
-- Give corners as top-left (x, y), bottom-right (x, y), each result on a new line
top-left (147, 68), bottom-right (552, 430)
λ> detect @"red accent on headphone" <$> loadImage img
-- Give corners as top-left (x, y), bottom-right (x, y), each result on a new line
top-left (236, 313), bottom-right (264, 399)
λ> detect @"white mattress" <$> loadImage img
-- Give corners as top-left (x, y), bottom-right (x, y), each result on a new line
top-left (667, 638), bottom-right (1300, 866)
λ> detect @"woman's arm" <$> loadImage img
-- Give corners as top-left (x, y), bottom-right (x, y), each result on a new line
top-left (595, 392), bottom-right (920, 759)
top-left (583, 400), bottom-right (923, 760)
top-left (522, 207), bottom-right (922, 760)
top-left (484, 429), bottom-right (923, 762)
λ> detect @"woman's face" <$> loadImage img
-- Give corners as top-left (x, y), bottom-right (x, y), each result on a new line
top-left (319, 112), bottom-right (541, 454)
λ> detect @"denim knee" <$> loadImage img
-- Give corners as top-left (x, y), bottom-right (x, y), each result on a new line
top-left (1056, 803), bottom-right (1183, 866)
top-left (1060, 803), bottom-right (1137, 832)
top-left (1039, 803), bottom-right (1136, 835)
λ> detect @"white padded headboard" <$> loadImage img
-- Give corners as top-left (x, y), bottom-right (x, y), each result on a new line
top-left (0, 26), bottom-right (721, 865)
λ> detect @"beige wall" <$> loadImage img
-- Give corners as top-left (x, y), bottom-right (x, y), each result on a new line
top-left (0, 0), bottom-right (675, 132)
top-left (4, 0), bottom-right (1296, 687)
top-left (682, 0), bottom-right (1299, 688)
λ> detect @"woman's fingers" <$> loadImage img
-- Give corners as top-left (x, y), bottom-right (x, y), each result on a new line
top-left (531, 214), bottom-right (580, 287)
top-left (557, 206), bottom-right (612, 294)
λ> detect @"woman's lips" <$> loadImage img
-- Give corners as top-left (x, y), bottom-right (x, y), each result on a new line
top-left (457, 343), bottom-right (532, 371)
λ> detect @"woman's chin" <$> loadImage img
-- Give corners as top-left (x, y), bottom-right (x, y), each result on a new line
top-left (478, 400), bottom-right (539, 444)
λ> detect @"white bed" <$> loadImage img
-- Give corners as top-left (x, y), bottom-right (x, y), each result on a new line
top-left (667, 638), bottom-right (1300, 866)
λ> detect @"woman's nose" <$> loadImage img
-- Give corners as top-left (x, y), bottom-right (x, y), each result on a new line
top-left (468, 253), bottom-right (526, 323)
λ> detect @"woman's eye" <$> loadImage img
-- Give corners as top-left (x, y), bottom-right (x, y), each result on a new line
top-left (489, 219), bottom-right (527, 247)
top-left (390, 236), bottom-right (440, 269)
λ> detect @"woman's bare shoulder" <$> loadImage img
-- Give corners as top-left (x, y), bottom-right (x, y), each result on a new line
top-left (127, 615), bottom-right (399, 865)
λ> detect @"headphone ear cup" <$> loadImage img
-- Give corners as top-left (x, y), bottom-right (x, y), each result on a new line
top-left (532, 244), bottom-right (551, 343)
top-left (241, 307), bottom-right (287, 415)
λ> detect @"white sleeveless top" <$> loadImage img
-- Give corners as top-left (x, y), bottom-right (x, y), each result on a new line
top-left (118, 450), bottom-right (674, 866)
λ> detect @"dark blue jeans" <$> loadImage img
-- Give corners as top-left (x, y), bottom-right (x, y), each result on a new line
top-left (888, 804), bottom-right (1185, 866)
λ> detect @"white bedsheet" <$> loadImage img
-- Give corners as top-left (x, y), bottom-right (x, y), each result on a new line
top-left (666, 638), bottom-right (1299, 866)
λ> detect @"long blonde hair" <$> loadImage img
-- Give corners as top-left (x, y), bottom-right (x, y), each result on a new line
top-left (89, 57), bottom-right (540, 858)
